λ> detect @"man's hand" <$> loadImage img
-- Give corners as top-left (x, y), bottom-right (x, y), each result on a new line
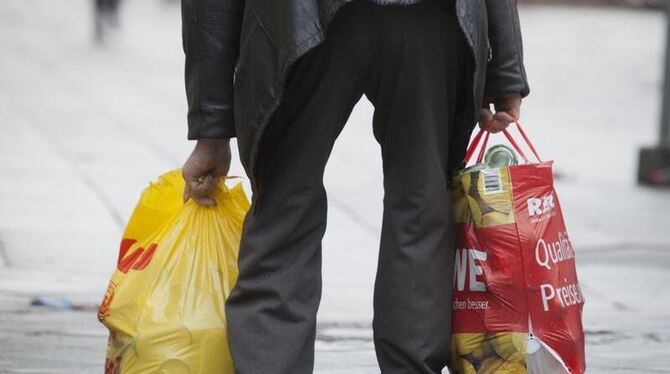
top-left (478, 93), bottom-right (522, 133)
top-left (182, 139), bottom-right (231, 206)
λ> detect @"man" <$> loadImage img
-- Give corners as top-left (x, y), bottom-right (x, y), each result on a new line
top-left (180, 0), bottom-right (529, 373)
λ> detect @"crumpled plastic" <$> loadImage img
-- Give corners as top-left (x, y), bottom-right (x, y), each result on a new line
top-left (450, 128), bottom-right (585, 374)
top-left (98, 169), bottom-right (249, 374)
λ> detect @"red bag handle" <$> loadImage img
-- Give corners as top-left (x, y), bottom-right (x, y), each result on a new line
top-left (514, 121), bottom-right (542, 162)
top-left (463, 126), bottom-right (486, 164)
top-left (476, 127), bottom-right (492, 164)
top-left (463, 121), bottom-right (541, 165)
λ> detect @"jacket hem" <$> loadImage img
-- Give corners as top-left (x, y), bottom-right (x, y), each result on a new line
top-left (366, 0), bottom-right (425, 4)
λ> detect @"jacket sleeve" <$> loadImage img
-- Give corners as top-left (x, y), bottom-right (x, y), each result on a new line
top-left (182, 0), bottom-right (244, 139)
top-left (484, 0), bottom-right (530, 98)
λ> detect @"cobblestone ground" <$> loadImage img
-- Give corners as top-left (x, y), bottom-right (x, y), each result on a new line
top-left (1, 1), bottom-right (669, 373)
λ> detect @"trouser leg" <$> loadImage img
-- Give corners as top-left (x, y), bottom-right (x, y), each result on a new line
top-left (225, 2), bottom-right (375, 373)
top-left (364, 1), bottom-right (468, 372)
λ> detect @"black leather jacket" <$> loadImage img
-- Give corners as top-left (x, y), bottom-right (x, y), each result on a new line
top-left (182, 0), bottom-right (530, 183)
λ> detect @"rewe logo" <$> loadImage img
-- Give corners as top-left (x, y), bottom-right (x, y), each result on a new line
top-left (527, 194), bottom-right (555, 217)
top-left (454, 248), bottom-right (488, 292)
top-left (116, 238), bottom-right (158, 274)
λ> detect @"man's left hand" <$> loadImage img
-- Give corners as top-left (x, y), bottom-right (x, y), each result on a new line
top-left (478, 93), bottom-right (522, 133)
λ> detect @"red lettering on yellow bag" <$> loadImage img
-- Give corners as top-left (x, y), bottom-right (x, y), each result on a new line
top-left (104, 356), bottom-right (121, 374)
top-left (97, 280), bottom-right (117, 322)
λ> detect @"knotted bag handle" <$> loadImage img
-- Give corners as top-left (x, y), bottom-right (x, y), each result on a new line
top-left (463, 121), bottom-right (541, 166)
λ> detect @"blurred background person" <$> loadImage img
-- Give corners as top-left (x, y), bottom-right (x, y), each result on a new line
top-left (93, 0), bottom-right (122, 44)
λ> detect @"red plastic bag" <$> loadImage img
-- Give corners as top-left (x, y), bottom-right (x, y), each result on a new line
top-left (450, 123), bottom-right (585, 373)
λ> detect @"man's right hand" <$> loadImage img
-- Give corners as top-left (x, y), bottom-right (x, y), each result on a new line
top-left (182, 139), bottom-right (232, 206)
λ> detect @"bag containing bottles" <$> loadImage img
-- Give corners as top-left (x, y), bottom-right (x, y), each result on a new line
top-left (98, 170), bottom-right (250, 374)
top-left (450, 123), bottom-right (585, 373)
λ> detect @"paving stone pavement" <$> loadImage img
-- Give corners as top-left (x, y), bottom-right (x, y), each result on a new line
top-left (0, 1), bottom-right (669, 373)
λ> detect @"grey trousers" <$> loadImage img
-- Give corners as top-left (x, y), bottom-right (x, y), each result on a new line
top-left (226, 0), bottom-right (467, 372)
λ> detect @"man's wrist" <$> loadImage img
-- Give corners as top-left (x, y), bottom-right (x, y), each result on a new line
top-left (195, 138), bottom-right (230, 149)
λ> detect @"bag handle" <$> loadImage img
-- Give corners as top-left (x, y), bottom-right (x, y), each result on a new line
top-left (513, 121), bottom-right (541, 162)
top-left (463, 121), bottom-right (542, 165)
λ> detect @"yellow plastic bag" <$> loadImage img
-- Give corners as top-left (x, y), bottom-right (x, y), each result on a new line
top-left (98, 169), bottom-right (250, 374)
